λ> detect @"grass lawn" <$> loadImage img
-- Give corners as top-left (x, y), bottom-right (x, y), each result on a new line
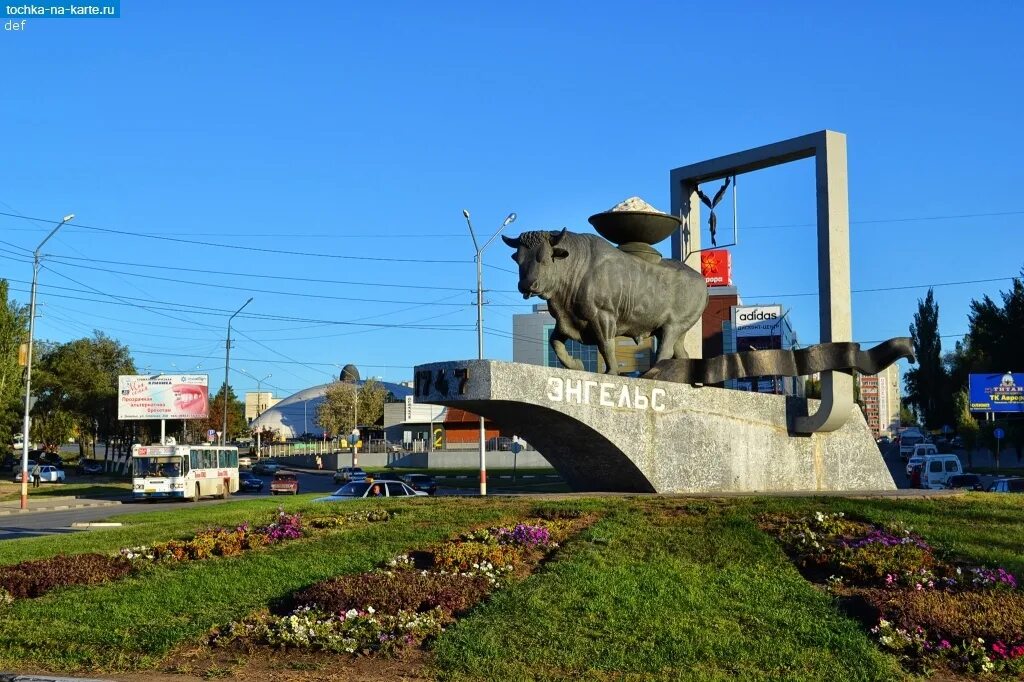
top-left (0, 478), bottom-right (131, 502)
top-left (0, 493), bottom-right (1022, 680)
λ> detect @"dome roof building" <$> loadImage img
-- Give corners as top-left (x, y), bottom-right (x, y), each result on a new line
top-left (249, 374), bottom-right (412, 440)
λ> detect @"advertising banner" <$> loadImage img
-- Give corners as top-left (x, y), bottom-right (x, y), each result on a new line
top-left (118, 374), bottom-right (209, 420)
top-left (969, 372), bottom-right (1024, 413)
top-left (733, 305), bottom-right (784, 338)
top-left (700, 249), bottom-right (733, 287)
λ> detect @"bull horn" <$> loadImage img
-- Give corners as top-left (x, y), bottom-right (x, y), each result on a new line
top-left (501, 234), bottom-right (521, 248)
top-left (549, 227), bottom-right (567, 245)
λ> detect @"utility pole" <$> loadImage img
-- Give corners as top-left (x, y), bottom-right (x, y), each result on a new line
top-left (223, 298), bottom-right (253, 445)
top-left (463, 209), bottom-right (516, 496)
top-left (21, 213), bottom-right (74, 510)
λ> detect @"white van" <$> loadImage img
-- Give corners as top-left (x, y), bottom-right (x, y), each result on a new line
top-left (899, 431), bottom-right (927, 460)
top-left (905, 444), bottom-right (939, 476)
top-left (920, 454), bottom-right (963, 490)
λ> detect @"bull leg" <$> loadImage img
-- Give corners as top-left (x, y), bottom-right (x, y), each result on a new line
top-left (656, 325), bottom-right (686, 362)
top-left (593, 319), bottom-right (619, 375)
top-left (550, 331), bottom-right (584, 371)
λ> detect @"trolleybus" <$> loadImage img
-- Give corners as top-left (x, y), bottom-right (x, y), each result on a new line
top-left (131, 443), bottom-right (240, 501)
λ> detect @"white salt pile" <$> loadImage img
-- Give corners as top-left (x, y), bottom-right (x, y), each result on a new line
top-left (608, 196), bottom-right (665, 214)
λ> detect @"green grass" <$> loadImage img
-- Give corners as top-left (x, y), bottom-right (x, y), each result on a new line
top-left (0, 479), bottom-right (131, 502)
top-left (1, 494), bottom-right (1023, 679)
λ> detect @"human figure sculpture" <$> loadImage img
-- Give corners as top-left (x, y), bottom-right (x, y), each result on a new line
top-left (503, 228), bottom-right (708, 375)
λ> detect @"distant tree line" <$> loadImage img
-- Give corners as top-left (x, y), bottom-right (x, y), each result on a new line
top-left (904, 269), bottom-right (1024, 461)
top-left (0, 279), bottom-right (249, 457)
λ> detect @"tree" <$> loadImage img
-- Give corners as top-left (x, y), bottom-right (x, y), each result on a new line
top-left (804, 374), bottom-right (821, 399)
top-left (203, 385), bottom-right (247, 442)
top-left (0, 280), bottom-right (29, 447)
top-left (961, 272), bottom-right (1024, 375)
top-left (899, 402), bottom-right (919, 429)
top-left (953, 390), bottom-right (979, 467)
top-left (32, 332), bottom-right (135, 456)
top-left (905, 289), bottom-right (952, 429)
top-left (317, 379), bottom-right (387, 438)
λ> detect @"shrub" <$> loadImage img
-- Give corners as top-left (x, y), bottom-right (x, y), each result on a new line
top-left (838, 542), bottom-right (936, 584)
top-left (214, 605), bottom-right (444, 654)
top-left (432, 541), bottom-right (525, 574)
top-left (533, 506), bottom-right (585, 521)
top-left (870, 589), bottom-right (1024, 644)
top-left (290, 570), bottom-right (492, 617)
top-left (0, 554), bottom-right (135, 599)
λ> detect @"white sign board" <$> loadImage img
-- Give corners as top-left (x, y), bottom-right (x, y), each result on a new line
top-left (118, 374), bottom-right (209, 420)
top-left (733, 305), bottom-right (784, 338)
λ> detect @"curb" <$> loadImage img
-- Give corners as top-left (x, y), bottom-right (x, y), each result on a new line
top-left (0, 500), bottom-right (122, 517)
top-left (0, 674), bottom-right (115, 681)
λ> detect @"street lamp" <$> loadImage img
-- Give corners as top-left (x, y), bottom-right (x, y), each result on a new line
top-left (463, 209), bottom-right (516, 496)
top-left (21, 213), bottom-right (74, 510)
top-left (223, 297), bottom-right (253, 445)
top-left (241, 369), bottom-right (272, 456)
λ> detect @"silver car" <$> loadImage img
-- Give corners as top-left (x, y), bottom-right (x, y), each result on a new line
top-left (988, 478), bottom-right (1024, 493)
top-left (313, 480), bottom-right (427, 502)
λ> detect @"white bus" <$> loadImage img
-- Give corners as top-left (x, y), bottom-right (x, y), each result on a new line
top-left (131, 443), bottom-right (240, 501)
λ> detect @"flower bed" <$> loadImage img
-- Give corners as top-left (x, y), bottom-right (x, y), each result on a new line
top-left (0, 553), bottom-right (135, 599)
top-left (765, 511), bottom-right (1024, 676)
top-left (0, 508), bottom-right (393, 603)
top-left (211, 512), bottom-right (593, 656)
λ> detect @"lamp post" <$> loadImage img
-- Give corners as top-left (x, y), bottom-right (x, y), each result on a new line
top-left (223, 298), bottom-right (253, 445)
top-left (21, 213), bottom-right (74, 510)
top-left (463, 209), bottom-right (516, 496)
top-left (241, 369), bottom-right (271, 457)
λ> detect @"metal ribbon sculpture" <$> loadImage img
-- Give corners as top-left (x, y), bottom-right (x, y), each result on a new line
top-left (695, 177), bottom-right (731, 247)
top-left (643, 338), bottom-right (916, 385)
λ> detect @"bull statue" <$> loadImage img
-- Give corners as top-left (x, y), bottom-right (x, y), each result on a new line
top-left (502, 229), bottom-right (708, 374)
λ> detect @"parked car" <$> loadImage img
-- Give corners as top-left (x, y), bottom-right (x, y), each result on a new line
top-left (238, 471), bottom-right (264, 493)
top-left (944, 474), bottom-right (984, 491)
top-left (78, 459), bottom-right (104, 475)
top-left (313, 480), bottom-right (427, 502)
top-left (238, 456), bottom-right (252, 468)
top-left (15, 465), bottom-right (65, 483)
top-left (333, 466), bottom-right (366, 484)
top-left (988, 478), bottom-right (1024, 493)
top-left (400, 473), bottom-right (438, 495)
top-left (251, 460), bottom-right (282, 475)
top-left (270, 472), bottom-right (300, 495)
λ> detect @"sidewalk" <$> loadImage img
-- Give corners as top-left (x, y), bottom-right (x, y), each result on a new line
top-left (0, 496), bottom-right (122, 516)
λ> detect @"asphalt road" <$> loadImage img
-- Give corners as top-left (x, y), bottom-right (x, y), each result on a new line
top-left (0, 470), bottom-right (342, 542)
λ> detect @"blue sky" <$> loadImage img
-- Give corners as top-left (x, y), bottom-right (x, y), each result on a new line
top-left (2, 1), bottom-right (1022, 400)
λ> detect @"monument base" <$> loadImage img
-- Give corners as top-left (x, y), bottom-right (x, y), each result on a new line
top-left (413, 360), bottom-right (895, 493)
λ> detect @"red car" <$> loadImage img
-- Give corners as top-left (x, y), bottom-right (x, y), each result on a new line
top-left (270, 472), bottom-right (299, 495)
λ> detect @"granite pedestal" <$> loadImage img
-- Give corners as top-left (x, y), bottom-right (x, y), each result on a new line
top-left (414, 360), bottom-right (895, 493)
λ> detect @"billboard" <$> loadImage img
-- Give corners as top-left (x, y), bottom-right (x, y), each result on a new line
top-left (969, 372), bottom-right (1024, 413)
top-left (733, 305), bottom-right (784, 338)
top-left (118, 374), bottom-right (209, 420)
top-left (700, 249), bottom-right (733, 287)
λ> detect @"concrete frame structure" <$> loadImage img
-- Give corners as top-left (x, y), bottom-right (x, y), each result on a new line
top-left (670, 130), bottom-right (852, 433)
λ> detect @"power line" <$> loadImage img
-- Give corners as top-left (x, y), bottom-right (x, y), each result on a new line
top-left (40, 257), bottom-right (525, 307)
top-left (0, 210), bottom-right (471, 264)
top-left (3, 282), bottom-right (477, 330)
top-left (128, 348), bottom-right (417, 369)
top-left (42, 253), bottom-right (509, 293)
top-left (743, 209), bottom-right (1024, 230)
top-left (743, 275), bottom-right (1020, 300)
top-left (40, 265), bottom-right (221, 331)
